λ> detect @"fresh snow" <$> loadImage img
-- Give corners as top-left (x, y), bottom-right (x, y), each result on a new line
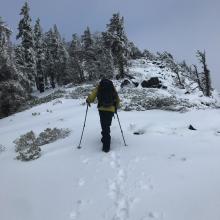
top-left (1, 97), bottom-right (220, 220)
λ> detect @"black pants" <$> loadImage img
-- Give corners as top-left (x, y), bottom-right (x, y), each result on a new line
top-left (99, 110), bottom-right (114, 152)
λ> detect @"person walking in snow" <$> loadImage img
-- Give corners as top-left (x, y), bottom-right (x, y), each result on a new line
top-left (86, 78), bottom-right (120, 153)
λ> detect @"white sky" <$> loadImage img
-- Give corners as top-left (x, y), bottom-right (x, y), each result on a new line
top-left (1, 0), bottom-right (220, 90)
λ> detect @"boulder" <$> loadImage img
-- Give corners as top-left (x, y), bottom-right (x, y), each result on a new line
top-left (141, 77), bottom-right (162, 88)
top-left (121, 79), bottom-right (131, 88)
top-left (188, 124), bottom-right (197, 130)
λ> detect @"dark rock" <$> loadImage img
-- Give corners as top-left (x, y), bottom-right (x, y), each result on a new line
top-left (185, 91), bottom-right (190, 94)
top-left (133, 130), bottom-right (145, 135)
top-left (141, 77), bottom-right (162, 88)
top-left (132, 81), bottom-right (139, 87)
top-left (161, 85), bottom-right (167, 89)
top-left (116, 74), bottom-right (121, 80)
top-left (188, 125), bottom-right (197, 130)
top-left (121, 79), bottom-right (131, 88)
top-left (159, 65), bottom-right (165, 69)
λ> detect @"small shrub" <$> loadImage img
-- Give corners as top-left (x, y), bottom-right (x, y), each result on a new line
top-left (27, 90), bottom-right (66, 107)
top-left (14, 131), bottom-right (41, 161)
top-left (32, 112), bottom-right (40, 116)
top-left (14, 128), bottom-right (71, 161)
top-left (36, 128), bottom-right (71, 146)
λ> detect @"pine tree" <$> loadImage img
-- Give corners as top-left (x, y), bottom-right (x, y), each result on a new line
top-left (93, 33), bottom-right (114, 79)
top-left (67, 33), bottom-right (84, 83)
top-left (44, 25), bottom-right (69, 87)
top-left (81, 27), bottom-right (97, 80)
top-left (44, 29), bottom-right (55, 88)
top-left (34, 18), bottom-right (45, 92)
top-left (82, 27), bottom-right (93, 50)
top-left (53, 25), bottom-right (69, 85)
top-left (16, 1), bottom-right (36, 91)
top-left (0, 17), bottom-right (28, 118)
top-left (103, 13), bottom-right (129, 78)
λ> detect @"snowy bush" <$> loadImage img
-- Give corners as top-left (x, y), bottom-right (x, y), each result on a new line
top-left (14, 128), bottom-right (70, 161)
top-left (53, 99), bottom-right (63, 105)
top-left (119, 88), bottom-right (196, 111)
top-left (36, 128), bottom-right (71, 146)
top-left (14, 131), bottom-right (41, 161)
top-left (27, 90), bottom-right (66, 108)
top-left (0, 80), bottom-right (28, 118)
top-left (67, 84), bottom-right (95, 99)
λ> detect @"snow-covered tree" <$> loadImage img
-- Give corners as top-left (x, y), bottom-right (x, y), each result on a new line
top-left (127, 42), bottom-right (142, 59)
top-left (142, 49), bottom-right (156, 61)
top-left (66, 33), bottom-right (84, 83)
top-left (34, 18), bottom-right (45, 92)
top-left (93, 33), bottom-right (114, 79)
top-left (0, 17), bottom-right (28, 118)
top-left (44, 25), bottom-right (69, 87)
top-left (103, 13), bottom-right (129, 78)
top-left (81, 27), bottom-right (98, 80)
top-left (16, 1), bottom-right (36, 90)
top-left (82, 27), bottom-right (93, 50)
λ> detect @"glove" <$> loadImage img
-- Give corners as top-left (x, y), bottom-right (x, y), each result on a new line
top-left (86, 98), bottom-right (91, 107)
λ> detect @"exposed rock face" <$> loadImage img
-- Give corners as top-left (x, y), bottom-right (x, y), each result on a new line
top-left (141, 77), bottom-right (162, 88)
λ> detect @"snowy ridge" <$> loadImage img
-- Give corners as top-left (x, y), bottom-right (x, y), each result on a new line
top-left (116, 59), bottom-right (220, 111)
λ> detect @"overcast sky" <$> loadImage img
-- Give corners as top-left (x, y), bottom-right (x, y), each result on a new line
top-left (1, 0), bottom-right (220, 90)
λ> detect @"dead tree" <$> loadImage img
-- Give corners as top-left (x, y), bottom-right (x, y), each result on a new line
top-left (192, 64), bottom-right (203, 93)
top-left (196, 50), bottom-right (212, 97)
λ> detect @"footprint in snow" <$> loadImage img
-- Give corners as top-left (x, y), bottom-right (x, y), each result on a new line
top-left (168, 154), bottom-right (175, 159)
top-left (78, 178), bottom-right (85, 187)
top-left (70, 200), bottom-right (82, 219)
top-left (215, 131), bottom-right (220, 136)
top-left (136, 180), bottom-right (154, 191)
top-left (180, 157), bottom-right (187, 162)
top-left (141, 211), bottom-right (164, 220)
top-left (168, 154), bottom-right (187, 162)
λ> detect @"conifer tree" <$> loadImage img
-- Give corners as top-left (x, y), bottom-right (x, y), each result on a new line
top-left (93, 33), bottom-right (114, 79)
top-left (82, 27), bottom-right (93, 50)
top-left (44, 29), bottom-right (56, 88)
top-left (81, 27), bottom-right (97, 80)
top-left (34, 18), bottom-right (45, 92)
top-left (16, 1), bottom-right (36, 91)
top-left (103, 13), bottom-right (129, 78)
top-left (0, 17), bottom-right (27, 118)
top-left (44, 25), bottom-right (68, 87)
top-left (67, 33), bottom-right (84, 83)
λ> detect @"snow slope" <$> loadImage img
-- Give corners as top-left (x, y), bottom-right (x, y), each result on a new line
top-left (1, 96), bottom-right (220, 220)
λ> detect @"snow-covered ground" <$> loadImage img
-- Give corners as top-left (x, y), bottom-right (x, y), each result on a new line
top-left (1, 97), bottom-right (220, 220)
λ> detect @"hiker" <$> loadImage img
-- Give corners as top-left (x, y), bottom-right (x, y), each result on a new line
top-left (86, 78), bottom-right (120, 153)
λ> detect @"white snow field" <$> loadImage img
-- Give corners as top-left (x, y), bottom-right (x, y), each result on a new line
top-left (0, 98), bottom-right (220, 220)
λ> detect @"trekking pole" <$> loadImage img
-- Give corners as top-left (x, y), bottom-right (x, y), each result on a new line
top-left (116, 112), bottom-right (127, 146)
top-left (77, 104), bottom-right (89, 149)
